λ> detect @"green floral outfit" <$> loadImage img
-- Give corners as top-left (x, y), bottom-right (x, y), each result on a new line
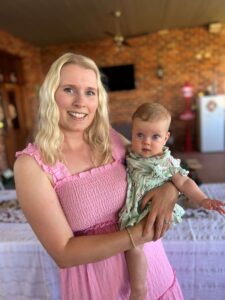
top-left (119, 147), bottom-right (188, 229)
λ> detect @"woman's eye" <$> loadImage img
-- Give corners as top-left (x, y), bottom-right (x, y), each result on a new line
top-left (64, 87), bottom-right (74, 94)
top-left (86, 89), bottom-right (95, 96)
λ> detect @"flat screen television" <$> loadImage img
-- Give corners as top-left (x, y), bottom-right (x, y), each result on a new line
top-left (100, 64), bottom-right (135, 92)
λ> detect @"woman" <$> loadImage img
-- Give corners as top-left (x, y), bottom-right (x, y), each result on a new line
top-left (14, 53), bottom-right (183, 299)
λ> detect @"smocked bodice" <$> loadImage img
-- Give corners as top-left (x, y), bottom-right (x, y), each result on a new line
top-left (16, 129), bottom-right (184, 300)
top-left (16, 129), bottom-right (128, 232)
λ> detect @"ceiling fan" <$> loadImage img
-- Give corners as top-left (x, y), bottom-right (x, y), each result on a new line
top-left (105, 10), bottom-right (131, 47)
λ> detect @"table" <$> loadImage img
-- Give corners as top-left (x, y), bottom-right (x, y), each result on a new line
top-left (0, 190), bottom-right (60, 300)
top-left (0, 184), bottom-right (225, 300)
top-left (0, 222), bottom-right (60, 300)
top-left (163, 183), bottom-right (225, 300)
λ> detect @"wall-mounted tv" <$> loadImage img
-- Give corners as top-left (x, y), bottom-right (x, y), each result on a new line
top-left (100, 64), bottom-right (135, 92)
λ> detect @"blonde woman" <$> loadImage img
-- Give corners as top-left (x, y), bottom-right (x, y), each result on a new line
top-left (14, 53), bottom-right (183, 300)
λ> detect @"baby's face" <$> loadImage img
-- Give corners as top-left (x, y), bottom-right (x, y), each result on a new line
top-left (131, 118), bottom-right (170, 158)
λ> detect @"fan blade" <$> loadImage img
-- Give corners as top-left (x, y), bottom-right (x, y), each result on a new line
top-left (126, 32), bottom-right (149, 39)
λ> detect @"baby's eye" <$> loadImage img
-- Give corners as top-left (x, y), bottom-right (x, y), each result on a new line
top-left (152, 134), bottom-right (161, 140)
top-left (137, 132), bottom-right (144, 138)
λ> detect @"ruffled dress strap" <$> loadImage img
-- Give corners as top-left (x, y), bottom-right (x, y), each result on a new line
top-left (109, 127), bottom-right (126, 163)
top-left (15, 143), bottom-right (70, 185)
top-left (15, 130), bottom-right (126, 185)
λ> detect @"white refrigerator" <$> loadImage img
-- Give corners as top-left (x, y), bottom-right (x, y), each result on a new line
top-left (198, 95), bottom-right (225, 152)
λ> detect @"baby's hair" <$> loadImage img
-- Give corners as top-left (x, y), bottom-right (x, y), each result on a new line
top-left (132, 102), bottom-right (171, 129)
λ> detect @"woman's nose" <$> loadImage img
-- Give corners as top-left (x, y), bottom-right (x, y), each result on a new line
top-left (72, 92), bottom-right (85, 106)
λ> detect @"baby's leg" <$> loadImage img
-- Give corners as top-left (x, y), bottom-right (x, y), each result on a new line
top-left (125, 245), bottom-right (147, 300)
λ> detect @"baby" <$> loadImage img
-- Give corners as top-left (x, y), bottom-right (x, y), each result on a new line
top-left (119, 102), bottom-right (225, 300)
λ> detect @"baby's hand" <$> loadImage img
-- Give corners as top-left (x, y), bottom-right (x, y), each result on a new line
top-left (200, 198), bottom-right (225, 214)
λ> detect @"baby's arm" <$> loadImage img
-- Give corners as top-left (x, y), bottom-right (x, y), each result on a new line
top-left (171, 173), bottom-right (225, 214)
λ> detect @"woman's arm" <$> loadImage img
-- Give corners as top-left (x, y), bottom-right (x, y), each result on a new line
top-left (141, 182), bottom-right (179, 241)
top-left (14, 155), bottom-right (152, 268)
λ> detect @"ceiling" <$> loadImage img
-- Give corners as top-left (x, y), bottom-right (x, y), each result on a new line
top-left (1, 0), bottom-right (225, 47)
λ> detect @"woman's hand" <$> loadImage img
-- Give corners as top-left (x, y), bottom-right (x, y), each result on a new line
top-left (141, 182), bottom-right (179, 241)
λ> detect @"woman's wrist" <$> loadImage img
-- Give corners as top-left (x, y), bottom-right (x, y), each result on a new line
top-left (126, 227), bottom-right (136, 248)
top-left (126, 220), bottom-right (150, 248)
top-left (164, 182), bottom-right (179, 202)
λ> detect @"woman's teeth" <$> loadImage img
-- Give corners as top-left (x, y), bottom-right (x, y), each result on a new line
top-left (68, 111), bottom-right (87, 119)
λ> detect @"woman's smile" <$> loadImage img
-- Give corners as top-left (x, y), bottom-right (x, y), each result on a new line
top-left (67, 111), bottom-right (88, 120)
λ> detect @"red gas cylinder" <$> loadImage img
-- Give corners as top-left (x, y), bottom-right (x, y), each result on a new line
top-left (180, 82), bottom-right (195, 121)
top-left (179, 82), bottom-right (195, 152)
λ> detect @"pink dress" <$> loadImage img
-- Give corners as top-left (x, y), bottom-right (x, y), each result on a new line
top-left (16, 129), bottom-right (183, 300)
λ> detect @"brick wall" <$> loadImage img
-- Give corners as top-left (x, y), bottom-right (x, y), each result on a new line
top-left (1, 25), bottom-right (225, 171)
top-left (0, 131), bottom-right (8, 172)
top-left (40, 26), bottom-right (225, 151)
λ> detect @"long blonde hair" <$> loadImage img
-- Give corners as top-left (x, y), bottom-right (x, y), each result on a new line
top-left (35, 53), bottom-right (111, 165)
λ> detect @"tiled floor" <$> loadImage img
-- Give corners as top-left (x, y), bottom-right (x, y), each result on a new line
top-left (173, 151), bottom-right (225, 183)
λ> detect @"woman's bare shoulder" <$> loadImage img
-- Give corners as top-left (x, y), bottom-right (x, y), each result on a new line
top-left (14, 151), bottom-right (54, 208)
top-left (14, 154), bottom-right (39, 172)
top-left (14, 154), bottom-right (49, 184)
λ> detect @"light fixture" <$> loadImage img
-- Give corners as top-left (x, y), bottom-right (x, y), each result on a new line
top-left (195, 51), bottom-right (212, 61)
top-left (156, 65), bottom-right (164, 79)
top-left (208, 22), bottom-right (222, 34)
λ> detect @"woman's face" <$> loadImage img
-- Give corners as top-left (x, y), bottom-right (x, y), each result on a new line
top-left (55, 64), bottom-right (98, 134)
